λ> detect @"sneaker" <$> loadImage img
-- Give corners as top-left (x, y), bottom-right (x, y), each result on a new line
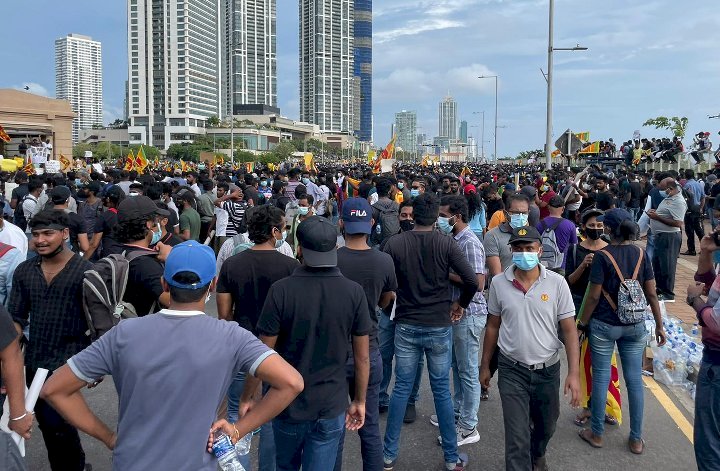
top-left (383, 458), bottom-right (396, 471)
top-left (430, 413), bottom-right (459, 427)
top-left (379, 404), bottom-right (388, 414)
top-left (403, 403), bottom-right (416, 424)
top-left (438, 426), bottom-right (480, 446)
top-left (446, 453), bottom-right (469, 471)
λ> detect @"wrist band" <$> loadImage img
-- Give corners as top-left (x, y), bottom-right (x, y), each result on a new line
top-left (10, 412), bottom-right (28, 421)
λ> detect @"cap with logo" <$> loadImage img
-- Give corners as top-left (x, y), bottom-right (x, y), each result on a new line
top-left (164, 241), bottom-right (216, 289)
top-left (508, 226), bottom-right (542, 244)
top-left (341, 197), bottom-right (373, 234)
top-left (118, 195), bottom-right (170, 223)
top-left (296, 216), bottom-right (338, 267)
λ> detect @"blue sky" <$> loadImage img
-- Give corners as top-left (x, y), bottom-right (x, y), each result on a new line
top-left (2, 0), bottom-right (719, 157)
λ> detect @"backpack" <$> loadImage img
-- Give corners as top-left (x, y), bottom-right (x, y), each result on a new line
top-left (81, 251), bottom-right (155, 340)
top-left (599, 248), bottom-right (647, 324)
top-left (78, 199), bottom-right (103, 235)
top-left (231, 233), bottom-right (254, 256)
top-left (370, 201), bottom-right (400, 246)
top-left (15, 195), bottom-right (36, 231)
top-left (539, 218), bottom-right (564, 270)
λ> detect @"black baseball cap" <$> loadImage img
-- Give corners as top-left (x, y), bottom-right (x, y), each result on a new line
top-left (296, 216), bottom-right (338, 267)
top-left (50, 186), bottom-right (71, 204)
top-left (118, 195), bottom-right (169, 223)
top-left (508, 226), bottom-right (542, 245)
top-left (581, 208), bottom-right (604, 224)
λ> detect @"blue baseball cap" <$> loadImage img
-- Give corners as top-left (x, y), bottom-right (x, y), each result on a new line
top-left (341, 197), bottom-right (373, 235)
top-left (163, 241), bottom-right (216, 289)
top-left (597, 208), bottom-right (632, 230)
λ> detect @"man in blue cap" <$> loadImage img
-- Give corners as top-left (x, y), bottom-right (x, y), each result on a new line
top-left (40, 241), bottom-right (304, 471)
top-left (334, 198), bottom-right (397, 471)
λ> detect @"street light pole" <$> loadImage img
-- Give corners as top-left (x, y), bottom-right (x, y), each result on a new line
top-left (544, 0), bottom-right (554, 169)
top-left (478, 76), bottom-right (498, 161)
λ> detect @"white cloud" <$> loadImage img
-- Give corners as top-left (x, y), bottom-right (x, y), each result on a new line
top-left (375, 18), bottom-right (465, 43)
top-left (13, 82), bottom-right (49, 96)
top-left (103, 104), bottom-right (124, 125)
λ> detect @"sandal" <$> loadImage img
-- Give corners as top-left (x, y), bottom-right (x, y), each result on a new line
top-left (629, 438), bottom-right (645, 455)
top-left (573, 410), bottom-right (591, 426)
top-left (578, 428), bottom-right (603, 448)
top-left (604, 414), bottom-right (618, 426)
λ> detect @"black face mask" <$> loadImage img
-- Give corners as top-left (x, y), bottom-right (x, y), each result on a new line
top-left (585, 228), bottom-right (603, 240)
top-left (400, 220), bottom-right (415, 232)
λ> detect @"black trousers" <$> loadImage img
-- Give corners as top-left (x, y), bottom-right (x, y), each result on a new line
top-left (684, 213), bottom-right (704, 253)
top-left (498, 353), bottom-right (560, 470)
top-left (652, 231), bottom-right (682, 297)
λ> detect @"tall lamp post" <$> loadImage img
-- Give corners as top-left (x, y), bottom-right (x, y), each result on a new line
top-left (544, 0), bottom-right (587, 168)
top-left (472, 111), bottom-right (485, 162)
top-left (477, 76), bottom-right (498, 161)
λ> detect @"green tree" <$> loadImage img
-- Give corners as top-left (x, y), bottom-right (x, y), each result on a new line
top-left (72, 143), bottom-right (94, 159)
top-left (643, 116), bottom-right (689, 140)
top-left (206, 115), bottom-right (221, 128)
top-left (270, 141), bottom-right (297, 161)
top-left (234, 150), bottom-right (256, 163)
top-left (129, 145), bottom-right (160, 160)
top-left (517, 149), bottom-right (544, 160)
top-left (166, 143), bottom-right (200, 162)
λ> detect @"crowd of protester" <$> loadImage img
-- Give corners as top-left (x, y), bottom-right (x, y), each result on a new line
top-left (0, 156), bottom-right (718, 471)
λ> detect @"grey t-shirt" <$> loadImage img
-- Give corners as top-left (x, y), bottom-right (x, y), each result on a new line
top-left (68, 310), bottom-right (274, 471)
top-left (483, 223), bottom-right (514, 273)
top-left (649, 193), bottom-right (686, 234)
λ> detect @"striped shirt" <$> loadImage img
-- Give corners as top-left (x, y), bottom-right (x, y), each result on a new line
top-left (451, 227), bottom-right (487, 316)
top-left (222, 200), bottom-right (248, 236)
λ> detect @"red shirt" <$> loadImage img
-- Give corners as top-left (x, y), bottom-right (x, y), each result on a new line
top-left (539, 190), bottom-right (556, 220)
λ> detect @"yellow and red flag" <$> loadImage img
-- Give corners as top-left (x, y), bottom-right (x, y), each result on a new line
top-left (21, 162), bottom-right (35, 175)
top-left (579, 141), bottom-right (600, 154)
top-left (213, 154), bottom-right (224, 166)
top-left (59, 154), bottom-right (72, 172)
top-left (134, 146), bottom-right (148, 174)
top-left (0, 124), bottom-right (10, 143)
top-left (379, 135), bottom-right (396, 160)
top-left (460, 166), bottom-right (471, 179)
top-left (245, 161), bottom-right (254, 173)
top-left (180, 160), bottom-right (189, 173)
top-left (124, 151), bottom-right (135, 171)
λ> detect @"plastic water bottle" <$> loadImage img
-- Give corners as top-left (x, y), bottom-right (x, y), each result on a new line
top-left (212, 432), bottom-right (246, 471)
top-left (692, 323), bottom-right (699, 336)
top-left (375, 223), bottom-right (382, 235)
top-left (235, 432), bottom-right (252, 456)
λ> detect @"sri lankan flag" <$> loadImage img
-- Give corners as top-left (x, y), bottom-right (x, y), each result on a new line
top-left (379, 135), bottom-right (396, 160)
top-left (0, 124), bottom-right (10, 143)
top-left (124, 151), bottom-right (135, 171)
top-left (574, 131), bottom-right (590, 142)
top-left (245, 161), bottom-right (254, 173)
top-left (59, 154), bottom-right (72, 172)
top-left (181, 160), bottom-right (189, 173)
top-left (460, 166), bottom-right (471, 179)
top-left (21, 162), bottom-right (35, 175)
top-left (579, 141), bottom-right (600, 154)
top-left (345, 176), bottom-right (361, 198)
top-left (134, 146), bottom-right (148, 174)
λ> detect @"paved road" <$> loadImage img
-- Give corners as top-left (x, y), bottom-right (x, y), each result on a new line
top-left (24, 297), bottom-right (696, 470)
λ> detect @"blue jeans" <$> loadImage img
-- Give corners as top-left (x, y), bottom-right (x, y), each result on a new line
top-left (452, 315), bottom-right (486, 430)
top-left (645, 230), bottom-right (655, 261)
top-left (273, 413), bottom-right (345, 471)
top-left (695, 361), bottom-right (720, 471)
top-left (227, 370), bottom-right (276, 471)
top-left (378, 311), bottom-right (423, 407)
top-left (383, 324), bottom-right (458, 467)
top-left (589, 319), bottom-right (646, 440)
top-left (334, 348), bottom-right (383, 471)
top-left (707, 206), bottom-right (717, 231)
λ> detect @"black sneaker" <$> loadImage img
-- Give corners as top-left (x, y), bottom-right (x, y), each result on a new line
top-left (383, 458), bottom-right (396, 470)
top-left (403, 403), bottom-right (416, 423)
top-left (379, 404), bottom-right (388, 414)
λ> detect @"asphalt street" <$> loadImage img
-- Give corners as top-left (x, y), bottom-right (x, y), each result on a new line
top-left (23, 297), bottom-right (697, 470)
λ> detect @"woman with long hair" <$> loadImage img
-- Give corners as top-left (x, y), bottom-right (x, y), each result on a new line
top-left (464, 185), bottom-right (486, 241)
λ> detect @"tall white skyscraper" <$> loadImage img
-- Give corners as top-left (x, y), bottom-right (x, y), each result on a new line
top-left (299, 0), bottom-right (354, 133)
top-left (438, 94), bottom-right (457, 140)
top-left (222, 0), bottom-right (277, 117)
top-left (55, 34), bottom-right (103, 143)
top-left (127, 0), bottom-right (221, 148)
top-left (394, 110), bottom-right (416, 153)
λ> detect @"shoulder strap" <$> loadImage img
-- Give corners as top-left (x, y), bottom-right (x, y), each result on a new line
top-left (598, 249), bottom-right (622, 311)
top-left (631, 246), bottom-right (644, 280)
top-left (550, 218), bottom-right (563, 231)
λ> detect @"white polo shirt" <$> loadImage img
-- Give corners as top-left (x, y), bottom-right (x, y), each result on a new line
top-left (487, 264), bottom-right (574, 365)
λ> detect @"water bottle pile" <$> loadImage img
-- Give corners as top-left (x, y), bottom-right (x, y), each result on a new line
top-left (212, 430), bottom-right (252, 471)
top-left (646, 301), bottom-right (703, 400)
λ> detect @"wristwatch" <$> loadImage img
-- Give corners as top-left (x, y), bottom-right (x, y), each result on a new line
top-left (577, 322), bottom-right (589, 333)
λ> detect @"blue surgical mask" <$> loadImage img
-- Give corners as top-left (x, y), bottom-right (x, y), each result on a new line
top-left (659, 190), bottom-right (668, 198)
top-left (437, 216), bottom-right (455, 234)
top-left (512, 252), bottom-right (540, 271)
top-left (260, 180), bottom-right (268, 187)
top-left (75, 178), bottom-right (82, 186)
top-left (410, 189), bottom-right (420, 198)
top-left (275, 229), bottom-right (287, 249)
top-left (302, 177), bottom-right (310, 185)
top-left (509, 213), bottom-right (528, 229)
top-left (298, 206), bottom-right (310, 216)
top-left (150, 223), bottom-right (162, 245)
top-left (397, 182), bottom-right (405, 190)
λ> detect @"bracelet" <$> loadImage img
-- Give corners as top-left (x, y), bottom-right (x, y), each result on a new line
top-left (10, 412), bottom-right (28, 421)
top-left (232, 425), bottom-right (240, 443)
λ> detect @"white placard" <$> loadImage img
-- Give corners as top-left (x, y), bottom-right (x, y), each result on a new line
top-left (92, 164), bottom-right (103, 174)
top-left (0, 368), bottom-right (49, 456)
top-left (44, 160), bottom-right (61, 174)
top-left (380, 158), bottom-right (396, 173)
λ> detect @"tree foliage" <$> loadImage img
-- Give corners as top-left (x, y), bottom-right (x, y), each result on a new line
top-left (517, 149), bottom-right (544, 160)
top-left (643, 116), bottom-right (689, 140)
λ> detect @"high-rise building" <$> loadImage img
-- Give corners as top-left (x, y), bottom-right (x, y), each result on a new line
top-left (299, 0), bottom-right (354, 134)
top-left (127, 0), bottom-right (221, 148)
top-left (395, 110), bottom-right (416, 153)
top-left (353, 0), bottom-right (371, 142)
top-left (55, 34), bottom-right (103, 143)
top-left (221, 0), bottom-right (277, 118)
top-left (459, 120), bottom-right (468, 142)
top-left (438, 94), bottom-right (457, 140)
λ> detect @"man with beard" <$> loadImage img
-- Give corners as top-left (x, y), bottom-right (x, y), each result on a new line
top-left (9, 209), bottom-right (94, 470)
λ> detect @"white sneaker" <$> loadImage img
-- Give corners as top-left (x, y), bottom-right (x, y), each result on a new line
top-left (430, 414), bottom-right (439, 426)
top-left (437, 426), bottom-right (480, 446)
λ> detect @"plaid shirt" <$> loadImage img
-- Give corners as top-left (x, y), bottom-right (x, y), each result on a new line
top-left (9, 254), bottom-right (92, 373)
top-left (451, 227), bottom-right (488, 316)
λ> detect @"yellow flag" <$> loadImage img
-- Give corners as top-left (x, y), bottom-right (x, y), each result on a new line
top-left (367, 150), bottom-right (376, 164)
top-left (59, 154), bottom-right (72, 172)
top-left (579, 142), bottom-right (600, 154)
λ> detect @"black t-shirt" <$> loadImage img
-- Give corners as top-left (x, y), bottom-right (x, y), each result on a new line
top-left (244, 186), bottom-right (259, 206)
top-left (66, 211), bottom-right (87, 252)
top-left (257, 266), bottom-right (372, 421)
top-left (589, 244), bottom-right (654, 326)
top-left (0, 305), bottom-right (18, 387)
top-left (337, 247), bottom-right (398, 349)
top-left (590, 191), bottom-right (614, 211)
top-left (120, 246), bottom-right (165, 316)
top-left (383, 231), bottom-right (478, 326)
top-left (629, 181), bottom-right (642, 208)
top-left (95, 209), bottom-right (121, 257)
top-left (564, 243), bottom-right (606, 304)
top-left (156, 231), bottom-right (183, 247)
top-left (217, 250), bottom-right (299, 333)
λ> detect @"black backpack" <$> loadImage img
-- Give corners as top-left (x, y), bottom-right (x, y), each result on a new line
top-left (370, 201), bottom-right (400, 246)
top-left (81, 251), bottom-right (155, 340)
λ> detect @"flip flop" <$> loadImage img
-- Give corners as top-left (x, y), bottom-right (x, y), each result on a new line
top-left (578, 429), bottom-right (603, 449)
top-left (629, 438), bottom-right (645, 455)
top-left (604, 414), bottom-right (618, 426)
top-left (573, 413), bottom-right (590, 426)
